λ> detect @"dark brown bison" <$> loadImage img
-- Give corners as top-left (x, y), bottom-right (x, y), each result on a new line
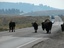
top-left (9, 21), bottom-right (16, 32)
top-left (61, 23), bottom-right (64, 31)
top-left (32, 22), bottom-right (38, 33)
top-left (42, 19), bottom-right (52, 33)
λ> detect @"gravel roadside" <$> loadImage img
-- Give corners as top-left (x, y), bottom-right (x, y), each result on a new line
top-left (31, 30), bottom-right (64, 48)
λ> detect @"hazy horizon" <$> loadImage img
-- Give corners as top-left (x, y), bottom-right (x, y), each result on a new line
top-left (0, 0), bottom-right (64, 9)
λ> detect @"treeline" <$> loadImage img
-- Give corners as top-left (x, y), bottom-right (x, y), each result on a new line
top-left (0, 9), bottom-right (23, 15)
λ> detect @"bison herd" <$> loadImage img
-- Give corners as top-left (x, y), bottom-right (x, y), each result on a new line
top-left (9, 18), bottom-right (64, 33)
top-left (32, 19), bottom-right (53, 33)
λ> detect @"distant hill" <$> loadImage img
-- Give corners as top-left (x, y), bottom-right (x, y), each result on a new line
top-left (22, 10), bottom-right (64, 16)
top-left (0, 2), bottom-right (57, 13)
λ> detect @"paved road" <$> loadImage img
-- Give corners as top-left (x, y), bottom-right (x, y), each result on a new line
top-left (32, 16), bottom-right (64, 48)
top-left (0, 16), bottom-right (63, 48)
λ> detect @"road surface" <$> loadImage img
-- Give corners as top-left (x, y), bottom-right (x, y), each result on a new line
top-left (0, 16), bottom-right (63, 48)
